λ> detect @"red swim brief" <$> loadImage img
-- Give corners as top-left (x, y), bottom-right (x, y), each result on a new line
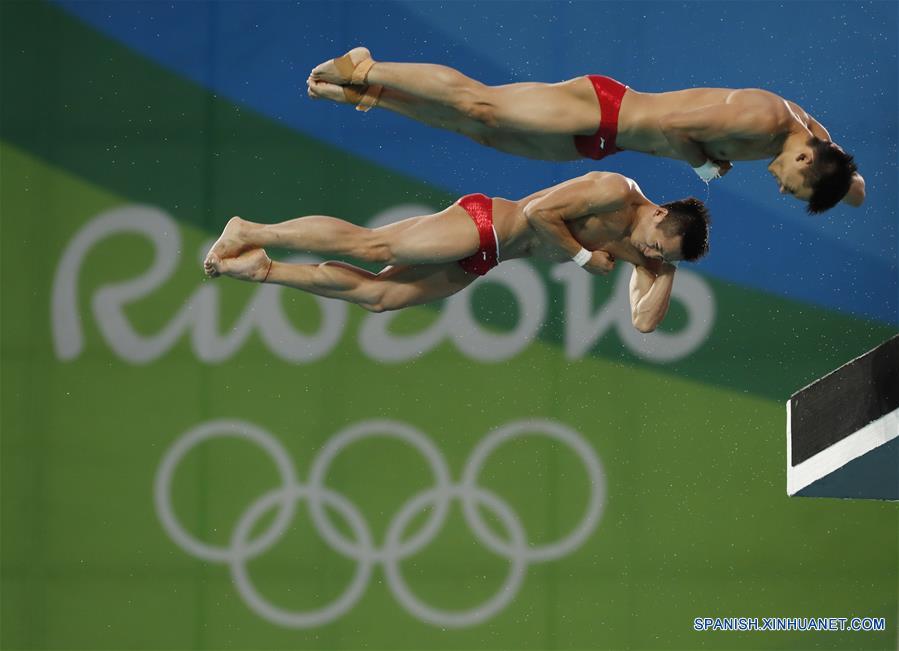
top-left (573, 75), bottom-right (629, 160)
top-left (456, 193), bottom-right (499, 276)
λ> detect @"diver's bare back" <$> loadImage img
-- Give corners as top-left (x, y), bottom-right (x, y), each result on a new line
top-left (617, 86), bottom-right (798, 161)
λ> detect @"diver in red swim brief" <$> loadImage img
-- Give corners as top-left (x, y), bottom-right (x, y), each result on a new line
top-left (204, 172), bottom-right (711, 333)
top-left (309, 48), bottom-right (865, 212)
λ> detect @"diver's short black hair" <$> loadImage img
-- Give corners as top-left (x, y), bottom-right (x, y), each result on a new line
top-left (659, 197), bottom-right (711, 262)
top-left (803, 137), bottom-right (857, 214)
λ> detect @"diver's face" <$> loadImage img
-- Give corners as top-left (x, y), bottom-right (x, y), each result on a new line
top-left (768, 151), bottom-right (814, 201)
top-left (633, 210), bottom-right (683, 263)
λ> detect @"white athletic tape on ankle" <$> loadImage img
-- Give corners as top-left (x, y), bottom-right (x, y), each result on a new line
top-left (573, 248), bottom-right (592, 267)
top-left (692, 160), bottom-right (721, 182)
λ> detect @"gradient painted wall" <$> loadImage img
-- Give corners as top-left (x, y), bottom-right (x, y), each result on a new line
top-left (1, 2), bottom-right (896, 650)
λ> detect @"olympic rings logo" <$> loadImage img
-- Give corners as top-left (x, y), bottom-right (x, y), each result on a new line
top-left (154, 418), bottom-right (606, 629)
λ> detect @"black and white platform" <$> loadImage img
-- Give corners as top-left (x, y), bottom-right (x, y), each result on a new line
top-left (787, 334), bottom-right (899, 500)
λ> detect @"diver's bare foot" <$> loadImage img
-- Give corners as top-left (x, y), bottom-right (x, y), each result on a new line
top-left (204, 217), bottom-right (255, 276)
top-left (310, 47), bottom-right (373, 85)
top-left (206, 248), bottom-right (272, 283)
top-left (307, 78), bottom-right (364, 103)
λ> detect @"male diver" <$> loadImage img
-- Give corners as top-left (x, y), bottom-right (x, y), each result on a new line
top-left (204, 172), bottom-right (710, 333)
top-left (307, 48), bottom-right (864, 213)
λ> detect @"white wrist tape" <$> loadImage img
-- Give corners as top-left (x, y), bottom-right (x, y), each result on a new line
top-left (692, 160), bottom-right (721, 182)
top-left (572, 248), bottom-right (592, 267)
